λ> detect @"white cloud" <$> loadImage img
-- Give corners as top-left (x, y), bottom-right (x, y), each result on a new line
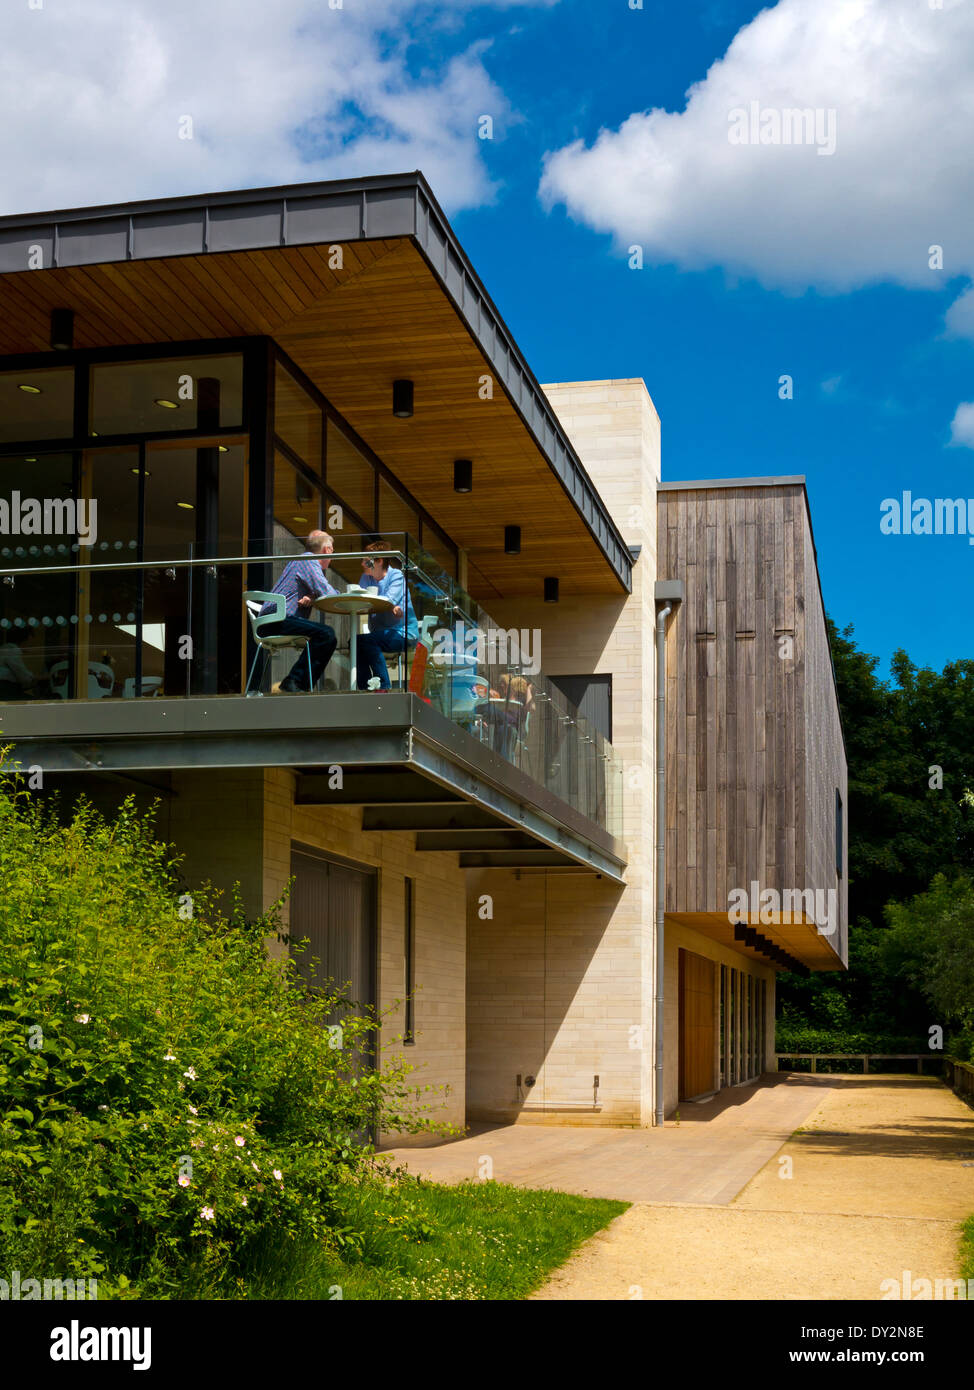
top-left (0, 0), bottom-right (556, 216)
top-left (944, 284), bottom-right (974, 342)
top-left (948, 402), bottom-right (974, 450)
top-left (540, 0), bottom-right (974, 295)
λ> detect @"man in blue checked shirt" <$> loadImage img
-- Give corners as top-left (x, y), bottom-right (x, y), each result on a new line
top-left (356, 538), bottom-right (418, 691)
top-left (260, 530), bottom-right (338, 693)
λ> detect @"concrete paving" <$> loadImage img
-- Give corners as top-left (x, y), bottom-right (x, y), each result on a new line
top-left (381, 1072), bottom-right (836, 1205)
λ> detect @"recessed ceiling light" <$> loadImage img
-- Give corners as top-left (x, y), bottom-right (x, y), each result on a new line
top-left (176, 501), bottom-right (194, 510)
top-left (17, 384), bottom-right (42, 395)
top-left (24, 457), bottom-right (37, 463)
top-left (292, 516), bottom-right (309, 524)
top-left (218, 445), bottom-right (229, 453)
top-left (154, 398), bottom-right (178, 410)
top-left (130, 467), bottom-right (152, 478)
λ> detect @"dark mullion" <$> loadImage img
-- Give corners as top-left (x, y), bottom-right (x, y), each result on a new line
top-left (0, 335), bottom-right (257, 372)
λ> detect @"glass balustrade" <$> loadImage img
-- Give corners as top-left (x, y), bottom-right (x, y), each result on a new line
top-left (0, 534), bottom-right (623, 838)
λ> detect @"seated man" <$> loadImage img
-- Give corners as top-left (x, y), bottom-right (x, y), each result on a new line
top-left (260, 530), bottom-right (338, 693)
top-left (356, 538), bottom-right (418, 691)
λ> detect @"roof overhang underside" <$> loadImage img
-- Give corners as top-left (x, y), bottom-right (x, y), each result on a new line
top-left (0, 691), bottom-right (627, 882)
top-left (0, 173), bottom-right (631, 602)
top-left (667, 911), bottom-right (843, 973)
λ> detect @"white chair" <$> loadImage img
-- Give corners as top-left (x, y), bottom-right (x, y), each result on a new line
top-left (49, 660), bottom-right (115, 699)
top-left (123, 676), bottom-right (163, 698)
top-left (243, 591), bottom-right (313, 696)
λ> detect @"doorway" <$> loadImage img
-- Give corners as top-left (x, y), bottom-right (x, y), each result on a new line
top-left (288, 846), bottom-right (377, 1045)
top-left (678, 948), bottom-right (716, 1101)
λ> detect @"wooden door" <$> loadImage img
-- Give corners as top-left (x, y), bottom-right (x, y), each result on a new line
top-left (679, 948), bottom-right (716, 1100)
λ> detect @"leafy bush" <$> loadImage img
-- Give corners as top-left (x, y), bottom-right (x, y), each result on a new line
top-left (0, 770), bottom-right (443, 1297)
top-left (775, 1025), bottom-right (928, 1054)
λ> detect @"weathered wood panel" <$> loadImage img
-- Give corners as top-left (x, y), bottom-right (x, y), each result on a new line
top-left (659, 481), bottom-right (848, 968)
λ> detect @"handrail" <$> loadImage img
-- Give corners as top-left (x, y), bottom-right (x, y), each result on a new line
top-left (0, 548), bottom-right (412, 580)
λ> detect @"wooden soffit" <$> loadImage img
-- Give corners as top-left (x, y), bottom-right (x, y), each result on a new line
top-left (0, 175), bottom-right (632, 602)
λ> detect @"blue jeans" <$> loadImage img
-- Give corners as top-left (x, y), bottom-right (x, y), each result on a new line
top-left (356, 628), bottom-right (412, 690)
top-left (258, 617), bottom-right (337, 690)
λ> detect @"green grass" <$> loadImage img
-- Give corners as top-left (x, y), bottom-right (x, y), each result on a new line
top-left (960, 1214), bottom-right (974, 1287)
top-left (236, 1176), bottom-right (628, 1301)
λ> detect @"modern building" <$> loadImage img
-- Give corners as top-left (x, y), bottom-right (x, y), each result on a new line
top-left (0, 172), bottom-right (846, 1134)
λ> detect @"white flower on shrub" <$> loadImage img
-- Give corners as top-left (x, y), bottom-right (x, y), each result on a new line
top-left (163, 1052), bottom-right (177, 1061)
top-left (200, 1206), bottom-right (215, 1221)
top-left (178, 1175), bottom-right (191, 1188)
top-left (74, 1013), bottom-right (90, 1024)
top-left (234, 1136), bottom-right (245, 1147)
top-left (251, 1161), bottom-right (259, 1172)
top-left (240, 1197), bottom-right (248, 1207)
top-left (273, 1169), bottom-right (283, 1182)
top-left (188, 1105), bottom-right (198, 1116)
top-left (183, 1067), bottom-right (197, 1080)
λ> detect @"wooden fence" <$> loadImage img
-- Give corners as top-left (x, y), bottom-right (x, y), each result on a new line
top-left (776, 1052), bottom-right (938, 1075)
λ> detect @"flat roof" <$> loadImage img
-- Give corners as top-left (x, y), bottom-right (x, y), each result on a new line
top-left (659, 476), bottom-right (806, 490)
top-left (0, 172), bottom-right (632, 598)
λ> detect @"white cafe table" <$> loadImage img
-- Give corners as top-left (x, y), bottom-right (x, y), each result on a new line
top-left (312, 586), bottom-right (396, 688)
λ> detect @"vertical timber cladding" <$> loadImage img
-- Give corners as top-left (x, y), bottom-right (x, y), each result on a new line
top-left (678, 948), bottom-right (716, 1100)
top-left (660, 480), bottom-right (839, 920)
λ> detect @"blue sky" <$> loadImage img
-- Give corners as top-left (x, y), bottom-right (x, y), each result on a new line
top-left (444, 1), bottom-right (974, 678)
top-left (2, 0), bottom-right (972, 677)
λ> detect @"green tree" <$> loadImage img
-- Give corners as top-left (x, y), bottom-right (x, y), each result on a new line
top-left (778, 624), bottom-right (974, 1037)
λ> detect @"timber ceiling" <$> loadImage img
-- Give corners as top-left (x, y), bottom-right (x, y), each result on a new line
top-left (0, 237), bottom-right (626, 602)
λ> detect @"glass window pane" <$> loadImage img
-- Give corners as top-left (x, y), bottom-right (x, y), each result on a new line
top-left (420, 521), bottom-right (456, 582)
top-left (0, 451), bottom-right (77, 567)
top-left (326, 419), bottom-right (374, 531)
top-left (274, 362), bottom-right (322, 471)
top-left (90, 355), bottom-right (243, 436)
top-left (144, 440), bottom-right (248, 561)
top-left (378, 476), bottom-right (419, 554)
top-left (0, 451), bottom-right (78, 699)
top-left (0, 368), bottom-right (74, 443)
top-left (274, 449), bottom-right (321, 547)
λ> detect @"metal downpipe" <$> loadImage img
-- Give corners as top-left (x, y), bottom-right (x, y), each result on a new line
top-left (654, 603), bottom-right (672, 1127)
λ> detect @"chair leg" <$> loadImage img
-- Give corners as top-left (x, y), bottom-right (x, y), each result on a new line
top-left (245, 644), bottom-right (262, 696)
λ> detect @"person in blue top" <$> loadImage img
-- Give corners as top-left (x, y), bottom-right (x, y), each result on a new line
top-left (356, 537), bottom-right (418, 691)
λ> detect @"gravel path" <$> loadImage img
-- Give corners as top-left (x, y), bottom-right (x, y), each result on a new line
top-left (532, 1076), bottom-right (974, 1300)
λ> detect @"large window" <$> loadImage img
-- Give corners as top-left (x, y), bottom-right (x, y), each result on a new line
top-left (273, 449), bottom-right (321, 546)
top-left (0, 368), bottom-right (75, 443)
top-left (326, 418), bottom-right (374, 532)
top-left (90, 355), bottom-right (244, 436)
top-left (274, 362), bottom-right (322, 473)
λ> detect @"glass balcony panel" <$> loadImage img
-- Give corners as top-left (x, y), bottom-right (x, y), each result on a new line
top-left (0, 542), bottom-right (623, 837)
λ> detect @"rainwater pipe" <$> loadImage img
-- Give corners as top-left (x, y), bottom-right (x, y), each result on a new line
top-left (654, 579), bottom-right (684, 1127)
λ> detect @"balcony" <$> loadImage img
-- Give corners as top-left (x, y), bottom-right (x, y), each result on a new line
top-left (0, 536), bottom-right (626, 880)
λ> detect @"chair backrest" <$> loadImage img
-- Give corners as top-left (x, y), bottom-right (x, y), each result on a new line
top-left (243, 590), bottom-right (284, 640)
top-left (48, 660), bottom-right (69, 699)
top-left (123, 675), bottom-right (163, 699)
top-left (48, 660), bottom-right (115, 699)
top-left (87, 661), bottom-right (115, 698)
